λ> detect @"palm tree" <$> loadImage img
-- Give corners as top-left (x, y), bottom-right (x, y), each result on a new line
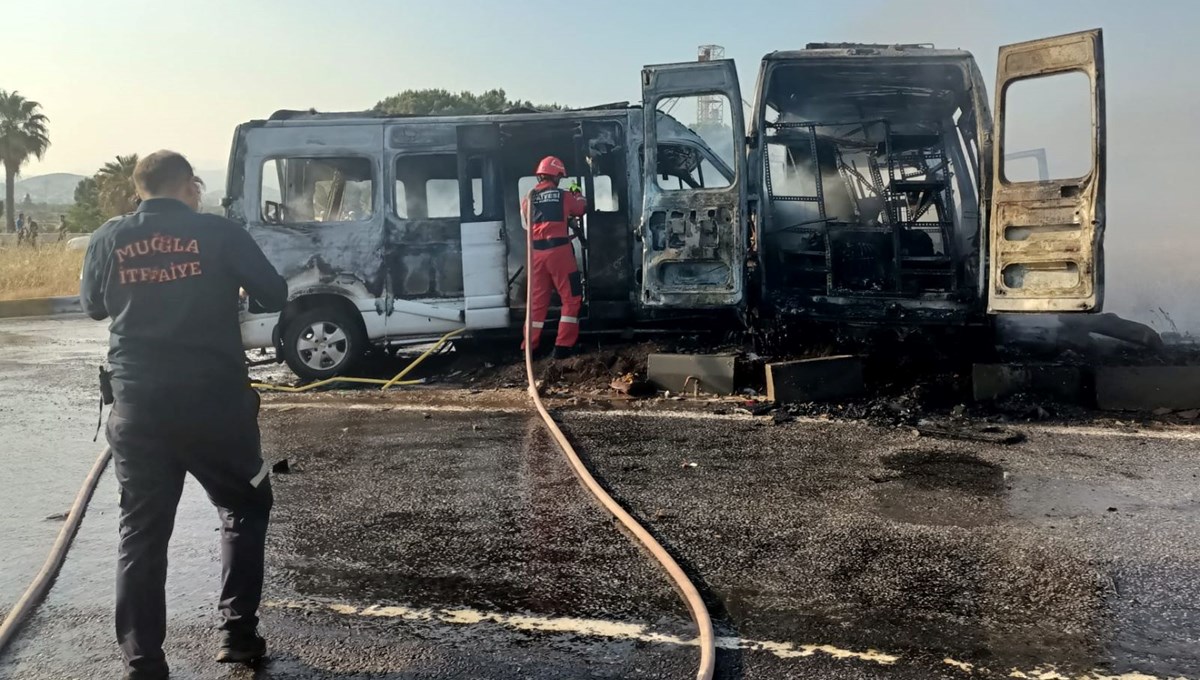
top-left (0, 91), bottom-right (51, 233)
top-left (95, 154), bottom-right (139, 217)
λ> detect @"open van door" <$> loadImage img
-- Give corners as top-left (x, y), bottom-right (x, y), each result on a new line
top-left (456, 123), bottom-right (509, 329)
top-left (988, 29), bottom-right (1105, 313)
top-left (640, 60), bottom-right (747, 308)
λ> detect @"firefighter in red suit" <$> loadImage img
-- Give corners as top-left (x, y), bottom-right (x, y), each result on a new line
top-left (521, 156), bottom-right (587, 359)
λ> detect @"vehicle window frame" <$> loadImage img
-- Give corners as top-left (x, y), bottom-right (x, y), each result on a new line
top-left (644, 140), bottom-right (735, 194)
top-left (258, 154), bottom-right (377, 226)
top-left (999, 69), bottom-right (1096, 186)
top-left (516, 174), bottom-right (619, 213)
top-left (392, 152), bottom-right (487, 221)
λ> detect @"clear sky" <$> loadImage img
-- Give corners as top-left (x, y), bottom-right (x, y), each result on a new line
top-left (7, 0), bottom-right (1193, 174)
top-left (7, 0), bottom-right (1199, 327)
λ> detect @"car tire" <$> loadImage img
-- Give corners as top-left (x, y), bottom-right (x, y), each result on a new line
top-left (281, 306), bottom-right (366, 381)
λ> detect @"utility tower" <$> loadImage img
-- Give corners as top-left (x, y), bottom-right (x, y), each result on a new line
top-left (696, 45), bottom-right (726, 127)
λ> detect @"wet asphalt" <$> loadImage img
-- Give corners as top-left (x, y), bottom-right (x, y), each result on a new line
top-left (1, 316), bottom-right (1199, 679)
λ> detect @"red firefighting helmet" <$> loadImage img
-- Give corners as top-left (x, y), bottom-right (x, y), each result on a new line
top-left (535, 156), bottom-right (567, 178)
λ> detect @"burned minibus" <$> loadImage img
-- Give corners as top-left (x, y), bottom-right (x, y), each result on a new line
top-left (224, 94), bottom-right (743, 379)
top-left (747, 30), bottom-right (1105, 327)
top-left (226, 30), bottom-right (1105, 379)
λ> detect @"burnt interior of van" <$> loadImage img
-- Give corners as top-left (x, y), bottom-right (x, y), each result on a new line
top-left (263, 157), bottom-right (375, 225)
top-left (497, 120), bottom-right (632, 320)
top-left (760, 60), bottom-right (982, 310)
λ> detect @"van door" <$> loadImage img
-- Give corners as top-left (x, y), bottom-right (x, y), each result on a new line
top-left (640, 60), bottom-right (747, 308)
top-left (242, 123), bottom-right (385, 300)
top-left (457, 124), bottom-right (509, 328)
top-left (987, 29), bottom-right (1105, 313)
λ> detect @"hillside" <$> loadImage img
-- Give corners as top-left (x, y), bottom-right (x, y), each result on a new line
top-left (3, 169), bottom-right (228, 207)
top-left (1, 173), bottom-right (87, 204)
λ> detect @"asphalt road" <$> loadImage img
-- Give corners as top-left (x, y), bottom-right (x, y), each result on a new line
top-left (0, 317), bottom-right (113, 614)
top-left (1, 316), bottom-right (1198, 679)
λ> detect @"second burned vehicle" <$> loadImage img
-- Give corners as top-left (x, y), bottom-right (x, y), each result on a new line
top-left (223, 30), bottom-right (1105, 379)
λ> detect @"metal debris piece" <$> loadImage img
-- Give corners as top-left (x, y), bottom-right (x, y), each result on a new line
top-left (766, 355), bottom-right (864, 404)
top-left (1095, 366), bottom-right (1200, 412)
top-left (647, 354), bottom-right (737, 396)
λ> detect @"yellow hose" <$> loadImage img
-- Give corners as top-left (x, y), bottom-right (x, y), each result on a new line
top-left (380, 328), bottom-right (463, 390)
top-left (522, 217), bottom-right (715, 679)
top-left (252, 328), bottom-right (464, 393)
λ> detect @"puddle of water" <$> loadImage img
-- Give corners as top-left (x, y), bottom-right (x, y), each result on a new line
top-left (873, 449), bottom-right (1005, 527)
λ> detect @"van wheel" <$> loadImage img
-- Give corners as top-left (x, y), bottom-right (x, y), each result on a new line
top-left (281, 307), bottom-right (366, 381)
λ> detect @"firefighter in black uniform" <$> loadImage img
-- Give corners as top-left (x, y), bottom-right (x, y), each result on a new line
top-left (80, 150), bottom-right (288, 680)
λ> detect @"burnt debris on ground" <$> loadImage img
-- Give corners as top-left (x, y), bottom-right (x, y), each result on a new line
top-left (246, 310), bottom-right (1200, 429)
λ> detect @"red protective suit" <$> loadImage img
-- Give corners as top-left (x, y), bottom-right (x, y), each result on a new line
top-left (521, 180), bottom-right (587, 351)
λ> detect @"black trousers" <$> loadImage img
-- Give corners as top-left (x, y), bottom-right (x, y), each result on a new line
top-left (106, 389), bottom-right (272, 677)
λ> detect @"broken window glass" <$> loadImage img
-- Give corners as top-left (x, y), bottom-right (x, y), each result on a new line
top-left (261, 156), bottom-right (373, 224)
top-left (1002, 71), bottom-right (1093, 182)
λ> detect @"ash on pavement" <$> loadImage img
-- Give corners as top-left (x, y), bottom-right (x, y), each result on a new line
top-left (2, 313), bottom-right (1198, 680)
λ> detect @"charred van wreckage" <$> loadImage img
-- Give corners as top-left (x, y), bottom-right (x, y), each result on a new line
top-left (224, 31), bottom-right (1106, 379)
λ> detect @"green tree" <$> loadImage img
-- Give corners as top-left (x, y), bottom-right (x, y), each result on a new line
top-left (67, 176), bottom-right (105, 232)
top-left (373, 88), bottom-right (560, 116)
top-left (95, 153), bottom-right (139, 216)
top-left (0, 90), bottom-right (51, 233)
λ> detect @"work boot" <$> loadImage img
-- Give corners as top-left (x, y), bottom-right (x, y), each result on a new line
top-left (216, 630), bottom-right (267, 664)
top-left (551, 345), bottom-right (574, 360)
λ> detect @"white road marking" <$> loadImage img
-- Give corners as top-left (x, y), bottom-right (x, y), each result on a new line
top-left (266, 599), bottom-right (896, 666)
top-left (262, 400), bottom-right (814, 424)
top-left (1023, 423), bottom-right (1200, 442)
top-left (268, 599), bottom-right (1183, 678)
top-left (945, 658), bottom-right (975, 672)
top-left (1006, 669), bottom-right (1186, 680)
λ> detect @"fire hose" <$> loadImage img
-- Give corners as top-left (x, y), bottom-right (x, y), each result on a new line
top-left (0, 446), bottom-right (112, 656)
top-left (522, 214), bottom-right (716, 680)
top-left (0, 239), bottom-right (717, 677)
top-left (0, 328), bottom-right (461, 659)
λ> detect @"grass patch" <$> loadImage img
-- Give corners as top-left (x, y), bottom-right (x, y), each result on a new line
top-left (0, 246), bottom-right (85, 301)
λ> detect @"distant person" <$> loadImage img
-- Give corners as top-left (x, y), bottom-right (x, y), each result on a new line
top-left (15, 211), bottom-right (25, 242)
top-left (80, 150), bottom-right (288, 679)
top-left (57, 214), bottom-right (68, 242)
top-left (26, 218), bottom-right (38, 247)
